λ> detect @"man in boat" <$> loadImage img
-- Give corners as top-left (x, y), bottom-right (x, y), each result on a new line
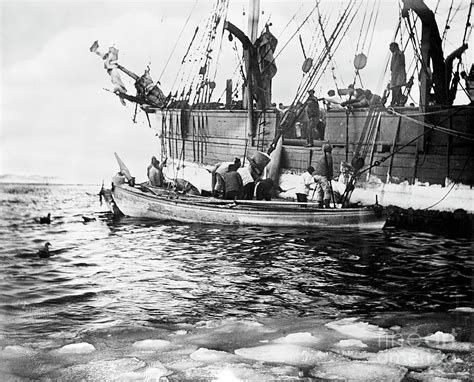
top-left (237, 162), bottom-right (258, 200)
top-left (211, 157), bottom-right (241, 198)
top-left (255, 178), bottom-right (284, 201)
top-left (312, 143), bottom-right (334, 208)
top-left (222, 164), bottom-right (243, 200)
top-left (389, 42), bottom-right (406, 106)
top-left (305, 89), bottom-right (320, 146)
top-left (147, 156), bottom-right (167, 187)
top-left (295, 166), bottom-right (315, 203)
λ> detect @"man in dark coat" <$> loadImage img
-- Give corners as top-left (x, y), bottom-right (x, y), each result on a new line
top-left (305, 89), bottom-right (320, 146)
top-left (312, 143), bottom-right (334, 208)
top-left (389, 42), bottom-right (406, 106)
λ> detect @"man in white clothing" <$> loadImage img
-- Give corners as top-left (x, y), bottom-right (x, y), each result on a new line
top-left (295, 166), bottom-right (315, 203)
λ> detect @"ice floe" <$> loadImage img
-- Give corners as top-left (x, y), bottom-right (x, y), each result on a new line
top-left (332, 349), bottom-right (372, 360)
top-left (425, 341), bottom-right (474, 352)
top-left (272, 332), bottom-right (321, 345)
top-left (132, 339), bottom-right (171, 350)
top-left (56, 342), bottom-right (96, 354)
top-left (325, 317), bottom-right (395, 339)
top-left (0, 345), bottom-right (36, 359)
top-left (334, 339), bottom-right (368, 348)
top-left (234, 344), bottom-right (338, 366)
top-left (52, 357), bottom-right (146, 380)
top-left (190, 347), bottom-right (239, 363)
top-left (310, 361), bottom-right (407, 381)
top-left (175, 362), bottom-right (301, 381)
top-left (423, 331), bottom-right (455, 342)
top-left (368, 346), bottom-right (444, 369)
top-left (449, 307), bottom-right (474, 313)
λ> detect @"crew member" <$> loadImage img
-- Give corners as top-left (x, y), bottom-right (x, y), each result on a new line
top-left (148, 156), bottom-right (167, 187)
top-left (305, 89), bottom-right (320, 146)
top-left (389, 42), bottom-right (406, 106)
top-left (295, 166), bottom-right (315, 203)
top-left (313, 143), bottom-right (334, 208)
top-left (211, 157), bottom-right (241, 197)
top-left (222, 164), bottom-right (243, 200)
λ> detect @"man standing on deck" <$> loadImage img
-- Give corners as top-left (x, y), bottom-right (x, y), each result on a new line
top-left (389, 42), bottom-right (406, 106)
top-left (312, 144), bottom-right (334, 208)
top-left (295, 166), bottom-right (315, 203)
top-left (305, 89), bottom-right (320, 146)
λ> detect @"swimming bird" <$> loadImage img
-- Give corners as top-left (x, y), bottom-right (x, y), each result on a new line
top-left (82, 216), bottom-right (96, 222)
top-left (37, 242), bottom-right (52, 258)
top-left (39, 213), bottom-right (51, 224)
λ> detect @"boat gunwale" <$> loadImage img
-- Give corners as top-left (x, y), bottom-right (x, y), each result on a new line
top-left (115, 184), bottom-right (379, 217)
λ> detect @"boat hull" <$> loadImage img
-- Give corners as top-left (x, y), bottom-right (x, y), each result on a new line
top-left (111, 185), bottom-right (385, 228)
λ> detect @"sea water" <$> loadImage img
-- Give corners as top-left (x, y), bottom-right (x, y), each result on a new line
top-left (0, 184), bottom-right (472, 381)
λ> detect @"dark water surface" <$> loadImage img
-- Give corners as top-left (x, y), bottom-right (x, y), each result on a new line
top-left (0, 184), bottom-right (472, 381)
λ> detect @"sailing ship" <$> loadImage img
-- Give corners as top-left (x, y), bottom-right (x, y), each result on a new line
top-left (93, 0), bottom-right (473, 222)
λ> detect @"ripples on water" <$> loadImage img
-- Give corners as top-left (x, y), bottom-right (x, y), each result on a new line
top-left (0, 184), bottom-right (472, 380)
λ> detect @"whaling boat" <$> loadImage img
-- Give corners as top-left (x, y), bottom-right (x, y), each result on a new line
top-left (92, 0), bottom-right (473, 221)
top-left (103, 153), bottom-right (385, 228)
top-left (109, 184), bottom-right (384, 228)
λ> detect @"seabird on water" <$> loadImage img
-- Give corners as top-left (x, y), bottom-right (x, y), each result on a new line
top-left (39, 213), bottom-right (51, 224)
top-left (37, 242), bottom-right (52, 258)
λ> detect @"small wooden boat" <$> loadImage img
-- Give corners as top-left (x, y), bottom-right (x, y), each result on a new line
top-left (106, 183), bottom-right (385, 229)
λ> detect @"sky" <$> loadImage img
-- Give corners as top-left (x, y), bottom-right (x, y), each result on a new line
top-left (1, 0), bottom-right (472, 184)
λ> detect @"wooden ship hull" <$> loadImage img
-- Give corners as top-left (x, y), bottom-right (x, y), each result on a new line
top-left (144, 104), bottom-right (473, 212)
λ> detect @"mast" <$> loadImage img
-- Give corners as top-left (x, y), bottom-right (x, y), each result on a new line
top-left (248, 0), bottom-right (260, 43)
top-left (246, 0), bottom-right (259, 148)
top-left (402, 0), bottom-right (448, 106)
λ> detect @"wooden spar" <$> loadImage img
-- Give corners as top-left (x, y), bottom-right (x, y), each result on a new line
top-left (248, 0), bottom-right (260, 43)
top-left (117, 63), bottom-right (139, 81)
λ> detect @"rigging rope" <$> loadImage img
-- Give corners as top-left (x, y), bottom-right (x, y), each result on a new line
top-left (159, 0), bottom-right (198, 83)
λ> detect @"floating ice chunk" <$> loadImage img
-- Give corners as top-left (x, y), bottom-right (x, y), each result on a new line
top-left (178, 362), bottom-right (300, 381)
top-left (425, 341), bottom-right (474, 352)
top-left (190, 348), bottom-right (238, 363)
top-left (449, 307), bottom-right (474, 313)
top-left (408, 366), bottom-right (470, 381)
top-left (234, 344), bottom-right (336, 366)
top-left (272, 332), bottom-right (321, 345)
top-left (334, 339), bottom-right (368, 348)
top-left (325, 318), bottom-right (395, 339)
top-left (310, 361), bottom-right (407, 381)
top-left (54, 357), bottom-right (145, 380)
top-left (57, 342), bottom-right (95, 354)
top-left (423, 331), bottom-right (455, 343)
top-left (132, 339), bottom-right (171, 350)
top-left (0, 345), bottom-right (35, 358)
top-left (368, 346), bottom-right (444, 369)
top-left (332, 349), bottom-right (372, 360)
